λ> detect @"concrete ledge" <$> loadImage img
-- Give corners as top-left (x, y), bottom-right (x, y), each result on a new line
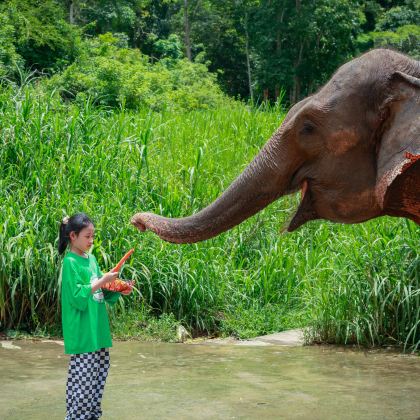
top-left (192, 329), bottom-right (305, 347)
top-left (247, 329), bottom-right (304, 346)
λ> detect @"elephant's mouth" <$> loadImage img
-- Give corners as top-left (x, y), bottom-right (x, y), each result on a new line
top-left (287, 179), bottom-right (320, 231)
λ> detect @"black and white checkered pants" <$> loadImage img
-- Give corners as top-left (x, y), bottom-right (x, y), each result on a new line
top-left (65, 348), bottom-right (110, 420)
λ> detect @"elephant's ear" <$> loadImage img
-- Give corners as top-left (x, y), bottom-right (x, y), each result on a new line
top-left (376, 71), bottom-right (420, 223)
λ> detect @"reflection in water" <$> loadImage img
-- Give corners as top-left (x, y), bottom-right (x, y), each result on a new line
top-left (1, 340), bottom-right (419, 419)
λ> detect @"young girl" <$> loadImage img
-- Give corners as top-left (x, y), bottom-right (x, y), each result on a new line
top-left (58, 212), bottom-right (133, 420)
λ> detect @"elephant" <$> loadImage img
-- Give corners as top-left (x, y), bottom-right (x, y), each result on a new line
top-left (131, 48), bottom-right (419, 244)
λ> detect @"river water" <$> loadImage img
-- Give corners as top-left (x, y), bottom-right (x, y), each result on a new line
top-left (1, 340), bottom-right (419, 419)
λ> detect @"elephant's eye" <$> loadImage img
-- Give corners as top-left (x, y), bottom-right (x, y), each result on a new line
top-left (300, 121), bottom-right (315, 135)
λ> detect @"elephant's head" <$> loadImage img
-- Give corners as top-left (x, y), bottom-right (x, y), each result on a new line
top-left (132, 49), bottom-right (420, 243)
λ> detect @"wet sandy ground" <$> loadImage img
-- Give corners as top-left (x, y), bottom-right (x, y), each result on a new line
top-left (1, 339), bottom-right (419, 419)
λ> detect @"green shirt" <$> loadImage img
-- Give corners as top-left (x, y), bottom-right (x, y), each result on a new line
top-left (60, 251), bottom-right (120, 355)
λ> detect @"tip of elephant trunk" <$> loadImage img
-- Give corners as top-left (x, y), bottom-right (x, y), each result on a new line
top-left (131, 212), bottom-right (206, 244)
top-left (131, 213), bottom-right (147, 232)
top-left (131, 213), bottom-right (178, 243)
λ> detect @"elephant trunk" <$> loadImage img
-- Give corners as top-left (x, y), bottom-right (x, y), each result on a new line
top-left (131, 131), bottom-right (295, 243)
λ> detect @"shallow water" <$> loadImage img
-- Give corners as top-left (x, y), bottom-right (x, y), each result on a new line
top-left (1, 340), bottom-right (419, 419)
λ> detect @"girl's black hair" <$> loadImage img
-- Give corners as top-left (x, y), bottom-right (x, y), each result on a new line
top-left (58, 213), bottom-right (94, 255)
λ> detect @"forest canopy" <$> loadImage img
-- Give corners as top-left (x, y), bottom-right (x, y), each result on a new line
top-left (0, 0), bottom-right (418, 105)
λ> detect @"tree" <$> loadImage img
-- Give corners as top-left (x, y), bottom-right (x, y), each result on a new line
top-left (252, 0), bottom-right (363, 103)
top-left (358, 1), bottom-right (420, 59)
top-left (0, 0), bottom-right (81, 74)
top-left (169, 0), bottom-right (257, 99)
top-left (0, 12), bottom-right (22, 78)
top-left (183, 0), bottom-right (192, 60)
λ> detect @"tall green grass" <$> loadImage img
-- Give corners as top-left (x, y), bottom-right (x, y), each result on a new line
top-left (0, 83), bottom-right (419, 349)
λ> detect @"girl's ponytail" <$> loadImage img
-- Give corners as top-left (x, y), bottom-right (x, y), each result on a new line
top-left (58, 213), bottom-right (93, 255)
top-left (58, 216), bottom-right (70, 255)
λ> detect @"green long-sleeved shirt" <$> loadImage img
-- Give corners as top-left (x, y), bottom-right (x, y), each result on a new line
top-left (60, 251), bottom-right (120, 354)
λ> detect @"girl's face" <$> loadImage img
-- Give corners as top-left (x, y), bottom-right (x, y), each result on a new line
top-left (69, 224), bottom-right (95, 254)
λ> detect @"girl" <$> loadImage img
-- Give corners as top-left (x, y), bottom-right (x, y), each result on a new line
top-left (58, 212), bottom-right (133, 420)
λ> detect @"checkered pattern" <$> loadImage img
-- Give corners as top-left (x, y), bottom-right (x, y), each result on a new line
top-left (65, 348), bottom-right (110, 420)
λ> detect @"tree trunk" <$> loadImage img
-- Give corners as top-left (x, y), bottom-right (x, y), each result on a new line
top-left (290, 0), bottom-right (303, 103)
top-left (245, 14), bottom-right (253, 102)
top-left (291, 41), bottom-right (304, 103)
top-left (276, 7), bottom-right (285, 53)
top-left (264, 89), bottom-right (269, 101)
top-left (69, 1), bottom-right (75, 24)
top-left (184, 0), bottom-right (192, 61)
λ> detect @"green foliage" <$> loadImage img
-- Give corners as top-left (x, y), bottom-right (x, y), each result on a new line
top-left (71, 0), bottom-right (146, 43)
top-left (45, 33), bottom-right (226, 111)
top-left (376, 4), bottom-right (420, 31)
top-left (170, 0), bottom-right (253, 98)
top-left (0, 87), bottom-right (418, 350)
top-left (1, 0), bottom-right (418, 102)
top-left (220, 304), bottom-right (305, 339)
top-left (0, 0), bottom-right (82, 74)
top-left (301, 221), bottom-right (420, 351)
top-left (110, 307), bottom-right (180, 342)
top-left (152, 34), bottom-right (184, 60)
top-left (0, 13), bottom-right (22, 78)
top-left (70, 0), bottom-right (179, 57)
top-left (358, 2), bottom-right (420, 58)
top-left (173, 0), bottom-right (366, 102)
top-left (365, 25), bottom-right (420, 58)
